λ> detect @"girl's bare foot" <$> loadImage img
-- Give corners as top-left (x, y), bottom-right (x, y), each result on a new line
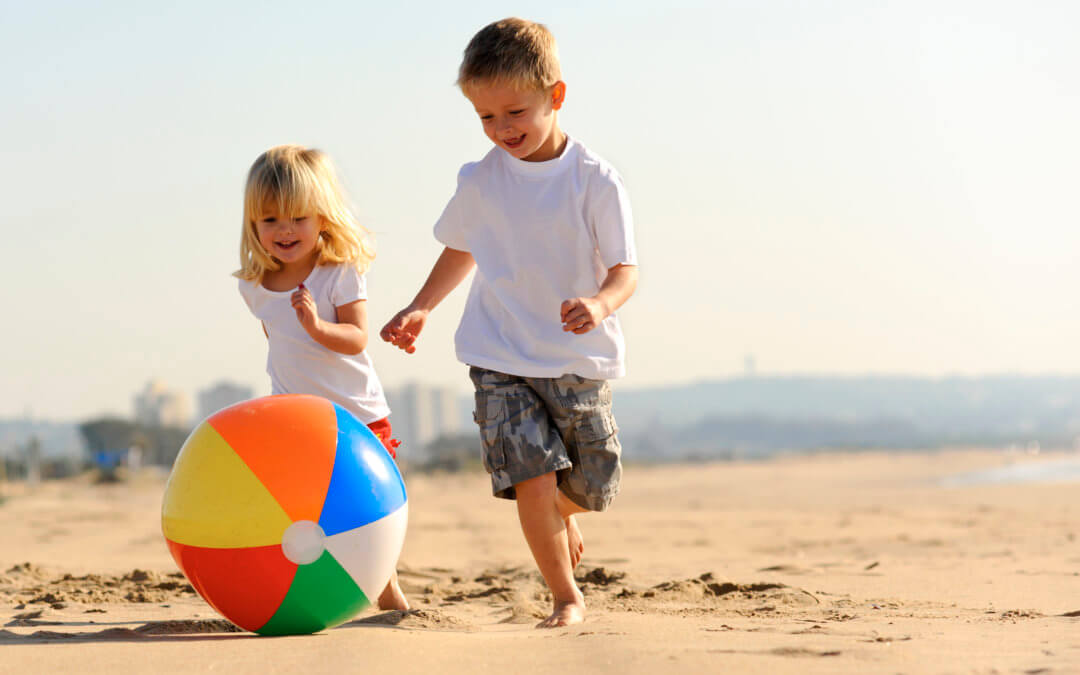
top-left (537, 594), bottom-right (586, 628)
top-left (377, 572), bottom-right (409, 611)
top-left (565, 515), bottom-right (584, 569)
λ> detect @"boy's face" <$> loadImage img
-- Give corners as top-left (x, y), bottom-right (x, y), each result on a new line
top-left (466, 81), bottom-right (566, 162)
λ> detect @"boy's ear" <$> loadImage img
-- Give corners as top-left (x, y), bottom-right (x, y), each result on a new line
top-left (551, 81), bottom-right (567, 110)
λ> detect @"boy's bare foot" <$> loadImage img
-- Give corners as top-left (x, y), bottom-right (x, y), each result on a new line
top-left (377, 573), bottom-right (410, 611)
top-left (537, 595), bottom-right (586, 628)
top-left (565, 515), bottom-right (584, 569)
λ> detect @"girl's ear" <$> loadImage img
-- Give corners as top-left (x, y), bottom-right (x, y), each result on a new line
top-left (551, 81), bottom-right (567, 110)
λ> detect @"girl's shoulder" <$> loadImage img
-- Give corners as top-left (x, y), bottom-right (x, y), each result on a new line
top-left (314, 260), bottom-right (364, 282)
top-left (237, 275), bottom-right (260, 306)
top-left (312, 261), bottom-right (367, 305)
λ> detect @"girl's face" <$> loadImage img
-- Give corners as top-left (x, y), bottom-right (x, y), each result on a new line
top-left (254, 209), bottom-right (322, 267)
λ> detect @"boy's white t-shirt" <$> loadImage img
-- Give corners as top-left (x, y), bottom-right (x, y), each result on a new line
top-left (434, 136), bottom-right (637, 380)
top-left (238, 263), bottom-right (390, 424)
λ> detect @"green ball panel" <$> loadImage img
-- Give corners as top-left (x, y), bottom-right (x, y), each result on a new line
top-left (255, 551), bottom-right (370, 635)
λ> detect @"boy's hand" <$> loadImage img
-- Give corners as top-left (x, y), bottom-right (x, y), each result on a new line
top-left (380, 306), bottom-right (429, 354)
top-left (291, 283), bottom-right (321, 334)
top-left (561, 297), bottom-right (609, 334)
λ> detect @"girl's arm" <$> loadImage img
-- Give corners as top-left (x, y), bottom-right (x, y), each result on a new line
top-left (380, 247), bottom-right (476, 354)
top-left (291, 285), bottom-right (369, 355)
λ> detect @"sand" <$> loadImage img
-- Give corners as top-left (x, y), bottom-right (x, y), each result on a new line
top-left (1, 449), bottom-right (1078, 674)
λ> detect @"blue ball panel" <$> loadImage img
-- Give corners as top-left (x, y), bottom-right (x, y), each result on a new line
top-left (317, 405), bottom-right (408, 537)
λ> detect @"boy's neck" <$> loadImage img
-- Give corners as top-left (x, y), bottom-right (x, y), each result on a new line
top-left (523, 125), bottom-right (567, 163)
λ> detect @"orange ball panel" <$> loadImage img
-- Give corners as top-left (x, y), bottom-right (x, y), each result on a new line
top-left (207, 395), bottom-right (338, 522)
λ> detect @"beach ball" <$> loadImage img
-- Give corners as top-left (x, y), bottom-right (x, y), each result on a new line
top-left (161, 394), bottom-right (407, 635)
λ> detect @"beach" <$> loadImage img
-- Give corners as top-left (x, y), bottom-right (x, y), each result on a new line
top-left (1, 449), bottom-right (1078, 674)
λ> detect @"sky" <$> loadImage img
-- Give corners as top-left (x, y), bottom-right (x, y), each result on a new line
top-left (2, 0), bottom-right (1078, 421)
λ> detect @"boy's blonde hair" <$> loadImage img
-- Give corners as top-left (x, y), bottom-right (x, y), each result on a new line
top-left (235, 145), bottom-right (374, 283)
top-left (457, 17), bottom-right (561, 93)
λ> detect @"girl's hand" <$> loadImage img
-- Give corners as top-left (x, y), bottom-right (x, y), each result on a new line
top-left (560, 296), bottom-right (609, 334)
top-left (291, 283), bottom-right (321, 333)
top-left (380, 305), bottom-right (428, 354)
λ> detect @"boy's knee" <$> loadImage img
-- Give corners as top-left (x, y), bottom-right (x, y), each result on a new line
top-left (514, 471), bottom-right (558, 500)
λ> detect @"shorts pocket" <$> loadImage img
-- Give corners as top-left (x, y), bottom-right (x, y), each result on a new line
top-left (574, 408), bottom-right (619, 445)
top-left (571, 408), bottom-right (621, 499)
top-left (473, 390), bottom-right (507, 472)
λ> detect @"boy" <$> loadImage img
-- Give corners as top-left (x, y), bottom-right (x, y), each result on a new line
top-left (380, 17), bottom-right (638, 628)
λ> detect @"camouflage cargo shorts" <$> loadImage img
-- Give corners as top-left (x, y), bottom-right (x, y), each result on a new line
top-left (469, 366), bottom-right (622, 512)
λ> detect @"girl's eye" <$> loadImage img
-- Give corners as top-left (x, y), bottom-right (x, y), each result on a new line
top-left (262, 217), bottom-right (276, 223)
top-left (295, 217), bottom-right (307, 222)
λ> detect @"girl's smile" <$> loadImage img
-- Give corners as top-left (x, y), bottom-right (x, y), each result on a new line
top-left (255, 212), bottom-right (322, 266)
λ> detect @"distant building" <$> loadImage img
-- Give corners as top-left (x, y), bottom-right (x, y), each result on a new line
top-left (386, 383), bottom-right (464, 453)
top-left (134, 380), bottom-right (192, 429)
top-left (431, 386), bottom-right (462, 439)
top-left (197, 381), bottom-right (254, 422)
top-left (743, 353), bottom-right (757, 377)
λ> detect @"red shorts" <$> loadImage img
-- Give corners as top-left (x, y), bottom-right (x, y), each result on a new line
top-left (366, 418), bottom-right (401, 459)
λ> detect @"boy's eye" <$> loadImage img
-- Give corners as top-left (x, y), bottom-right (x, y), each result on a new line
top-left (509, 109), bottom-right (525, 116)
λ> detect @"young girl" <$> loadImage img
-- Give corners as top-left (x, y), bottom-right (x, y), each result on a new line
top-left (235, 144), bottom-right (408, 611)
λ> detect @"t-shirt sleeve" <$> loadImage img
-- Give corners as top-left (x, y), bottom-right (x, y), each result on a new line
top-left (331, 264), bottom-right (368, 306)
top-left (432, 166), bottom-right (472, 251)
top-left (237, 278), bottom-right (257, 313)
top-left (587, 169), bottom-right (638, 269)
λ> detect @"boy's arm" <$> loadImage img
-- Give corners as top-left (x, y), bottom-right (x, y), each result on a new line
top-left (561, 263), bottom-right (638, 335)
top-left (380, 247), bottom-right (476, 353)
top-left (291, 284), bottom-right (369, 355)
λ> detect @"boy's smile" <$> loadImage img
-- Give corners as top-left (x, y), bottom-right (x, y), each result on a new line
top-left (466, 81), bottom-right (567, 162)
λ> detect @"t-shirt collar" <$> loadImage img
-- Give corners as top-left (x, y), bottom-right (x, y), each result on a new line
top-left (499, 135), bottom-right (577, 177)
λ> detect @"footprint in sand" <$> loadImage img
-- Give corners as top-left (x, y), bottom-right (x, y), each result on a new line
top-left (348, 609), bottom-right (475, 631)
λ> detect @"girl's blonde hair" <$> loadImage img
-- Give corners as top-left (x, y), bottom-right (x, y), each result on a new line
top-left (235, 145), bottom-right (374, 282)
